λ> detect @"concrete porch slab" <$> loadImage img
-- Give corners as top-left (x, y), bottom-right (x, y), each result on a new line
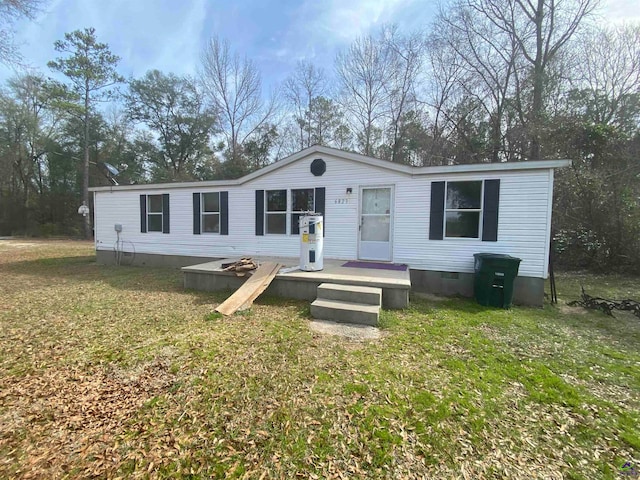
top-left (182, 257), bottom-right (411, 309)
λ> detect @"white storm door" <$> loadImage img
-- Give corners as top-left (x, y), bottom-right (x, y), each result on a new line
top-left (358, 186), bottom-right (393, 261)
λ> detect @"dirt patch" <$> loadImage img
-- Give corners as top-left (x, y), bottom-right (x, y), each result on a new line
top-left (309, 319), bottom-right (382, 340)
top-left (412, 292), bottom-right (449, 302)
top-left (0, 240), bottom-right (40, 249)
top-left (559, 304), bottom-right (588, 315)
top-left (559, 303), bottom-right (639, 323)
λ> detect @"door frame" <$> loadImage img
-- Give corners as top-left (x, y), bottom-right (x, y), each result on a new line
top-left (357, 184), bottom-right (395, 261)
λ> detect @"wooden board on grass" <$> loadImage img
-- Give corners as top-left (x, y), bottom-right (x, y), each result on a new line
top-left (215, 262), bottom-right (282, 316)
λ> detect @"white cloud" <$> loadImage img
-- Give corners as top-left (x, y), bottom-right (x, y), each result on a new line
top-left (300, 0), bottom-right (400, 41)
top-left (284, 0), bottom-right (410, 56)
top-left (0, 0), bottom-right (431, 87)
top-left (599, 0), bottom-right (640, 24)
top-left (277, 0), bottom-right (435, 67)
top-left (0, 0), bottom-right (209, 82)
top-left (2, 0), bottom-right (634, 94)
top-left (133, 0), bottom-right (208, 77)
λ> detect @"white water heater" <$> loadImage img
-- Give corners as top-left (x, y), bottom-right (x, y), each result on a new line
top-left (299, 213), bottom-right (324, 271)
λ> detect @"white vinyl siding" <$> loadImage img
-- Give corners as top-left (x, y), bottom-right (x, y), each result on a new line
top-left (93, 152), bottom-right (555, 279)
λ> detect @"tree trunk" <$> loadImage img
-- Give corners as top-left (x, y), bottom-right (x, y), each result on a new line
top-left (83, 83), bottom-right (91, 239)
top-left (529, 0), bottom-right (545, 161)
top-left (19, 156), bottom-right (30, 234)
top-left (391, 121), bottom-right (401, 163)
top-left (530, 66), bottom-right (543, 160)
top-left (491, 112), bottom-right (502, 163)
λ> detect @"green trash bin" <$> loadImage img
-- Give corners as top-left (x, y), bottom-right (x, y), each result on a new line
top-left (473, 253), bottom-right (521, 308)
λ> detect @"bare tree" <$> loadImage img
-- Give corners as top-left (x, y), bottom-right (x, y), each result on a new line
top-left (336, 33), bottom-right (390, 157)
top-left (423, 31), bottom-right (465, 165)
top-left (469, 0), bottom-right (598, 159)
top-left (283, 61), bottom-right (329, 149)
top-left (336, 26), bottom-right (427, 162)
top-left (0, 0), bottom-right (46, 65)
top-left (382, 26), bottom-right (425, 163)
top-left (573, 23), bottom-right (640, 130)
top-left (431, 1), bottom-right (520, 162)
top-left (200, 37), bottom-right (278, 169)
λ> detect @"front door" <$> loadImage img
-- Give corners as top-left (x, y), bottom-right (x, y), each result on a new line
top-left (358, 186), bottom-right (393, 261)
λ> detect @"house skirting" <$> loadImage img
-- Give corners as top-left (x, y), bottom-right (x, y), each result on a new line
top-left (409, 270), bottom-right (544, 307)
top-left (96, 249), bottom-right (218, 269)
top-left (96, 250), bottom-right (544, 307)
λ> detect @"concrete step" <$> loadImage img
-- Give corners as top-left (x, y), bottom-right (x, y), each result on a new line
top-left (310, 298), bottom-right (380, 326)
top-left (317, 283), bottom-right (382, 306)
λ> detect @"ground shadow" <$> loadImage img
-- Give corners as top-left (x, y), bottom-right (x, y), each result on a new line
top-left (1, 255), bottom-right (187, 295)
top-left (411, 291), bottom-right (640, 352)
top-left (4, 253), bottom-right (639, 351)
top-left (2, 254), bottom-right (310, 312)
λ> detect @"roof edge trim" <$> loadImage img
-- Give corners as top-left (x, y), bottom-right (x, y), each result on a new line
top-left (89, 145), bottom-right (571, 192)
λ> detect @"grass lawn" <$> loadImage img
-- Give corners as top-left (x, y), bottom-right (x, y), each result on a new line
top-left (0, 240), bottom-right (638, 479)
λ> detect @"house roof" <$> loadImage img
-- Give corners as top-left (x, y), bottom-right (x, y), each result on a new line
top-left (89, 145), bottom-right (571, 192)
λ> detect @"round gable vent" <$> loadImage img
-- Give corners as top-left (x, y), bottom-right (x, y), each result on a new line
top-left (311, 158), bottom-right (326, 176)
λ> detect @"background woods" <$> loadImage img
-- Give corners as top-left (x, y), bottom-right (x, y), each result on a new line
top-left (0, 1), bottom-right (638, 272)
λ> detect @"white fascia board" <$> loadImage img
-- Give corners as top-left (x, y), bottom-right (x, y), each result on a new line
top-left (412, 159), bottom-right (571, 175)
top-left (311, 145), bottom-right (413, 174)
top-left (89, 146), bottom-right (320, 192)
top-left (89, 144), bottom-right (571, 193)
top-left (89, 178), bottom-right (241, 192)
top-left (89, 146), bottom-right (412, 192)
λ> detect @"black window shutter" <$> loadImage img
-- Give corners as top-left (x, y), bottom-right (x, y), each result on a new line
top-left (315, 187), bottom-right (326, 237)
top-left (162, 193), bottom-right (170, 234)
top-left (429, 182), bottom-right (445, 240)
top-left (220, 191), bottom-right (229, 235)
top-left (482, 179), bottom-right (500, 241)
top-left (255, 190), bottom-right (264, 236)
top-left (193, 193), bottom-right (201, 235)
top-left (140, 195), bottom-right (147, 233)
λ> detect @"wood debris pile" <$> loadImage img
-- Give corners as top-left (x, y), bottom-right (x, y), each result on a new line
top-left (221, 257), bottom-right (259, 276)
top-left (568, 286), bottom-right (640, 318)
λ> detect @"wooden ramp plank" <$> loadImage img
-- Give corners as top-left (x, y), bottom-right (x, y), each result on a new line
top-left (215, 262), bottom-right (282, 316)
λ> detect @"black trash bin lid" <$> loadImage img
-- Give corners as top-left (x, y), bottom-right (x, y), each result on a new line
top-left (473, 253), bottom-right (520, 260)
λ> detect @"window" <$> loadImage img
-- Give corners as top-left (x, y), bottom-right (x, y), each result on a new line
top-left (291, 188), bottom-right (314, 234)
top-left (202, 192), bottom-right (220, 233)
top-left (256, 188), bottom-right (325, 236)
top-left (147, 194), bottom-right (164, 232)
top-left (141, 193), bottom-right (169, 234)
top-left (266, 190), bottom-right (287, 234)
top-left (292, 188), bottom-right (314, 212)
top-left (445, 181), bottom-right (482, 238)
top-left (193, 192), bottom-right (227, 235)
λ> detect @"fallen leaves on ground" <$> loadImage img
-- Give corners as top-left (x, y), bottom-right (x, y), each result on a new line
top-left (0, 240), bottom-right (638, 479)
top-left (0, 359), bottom-right (175, 478)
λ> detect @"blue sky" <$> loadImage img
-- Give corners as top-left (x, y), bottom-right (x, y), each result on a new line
top-left (2, 0), bottom-right (638, 90)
